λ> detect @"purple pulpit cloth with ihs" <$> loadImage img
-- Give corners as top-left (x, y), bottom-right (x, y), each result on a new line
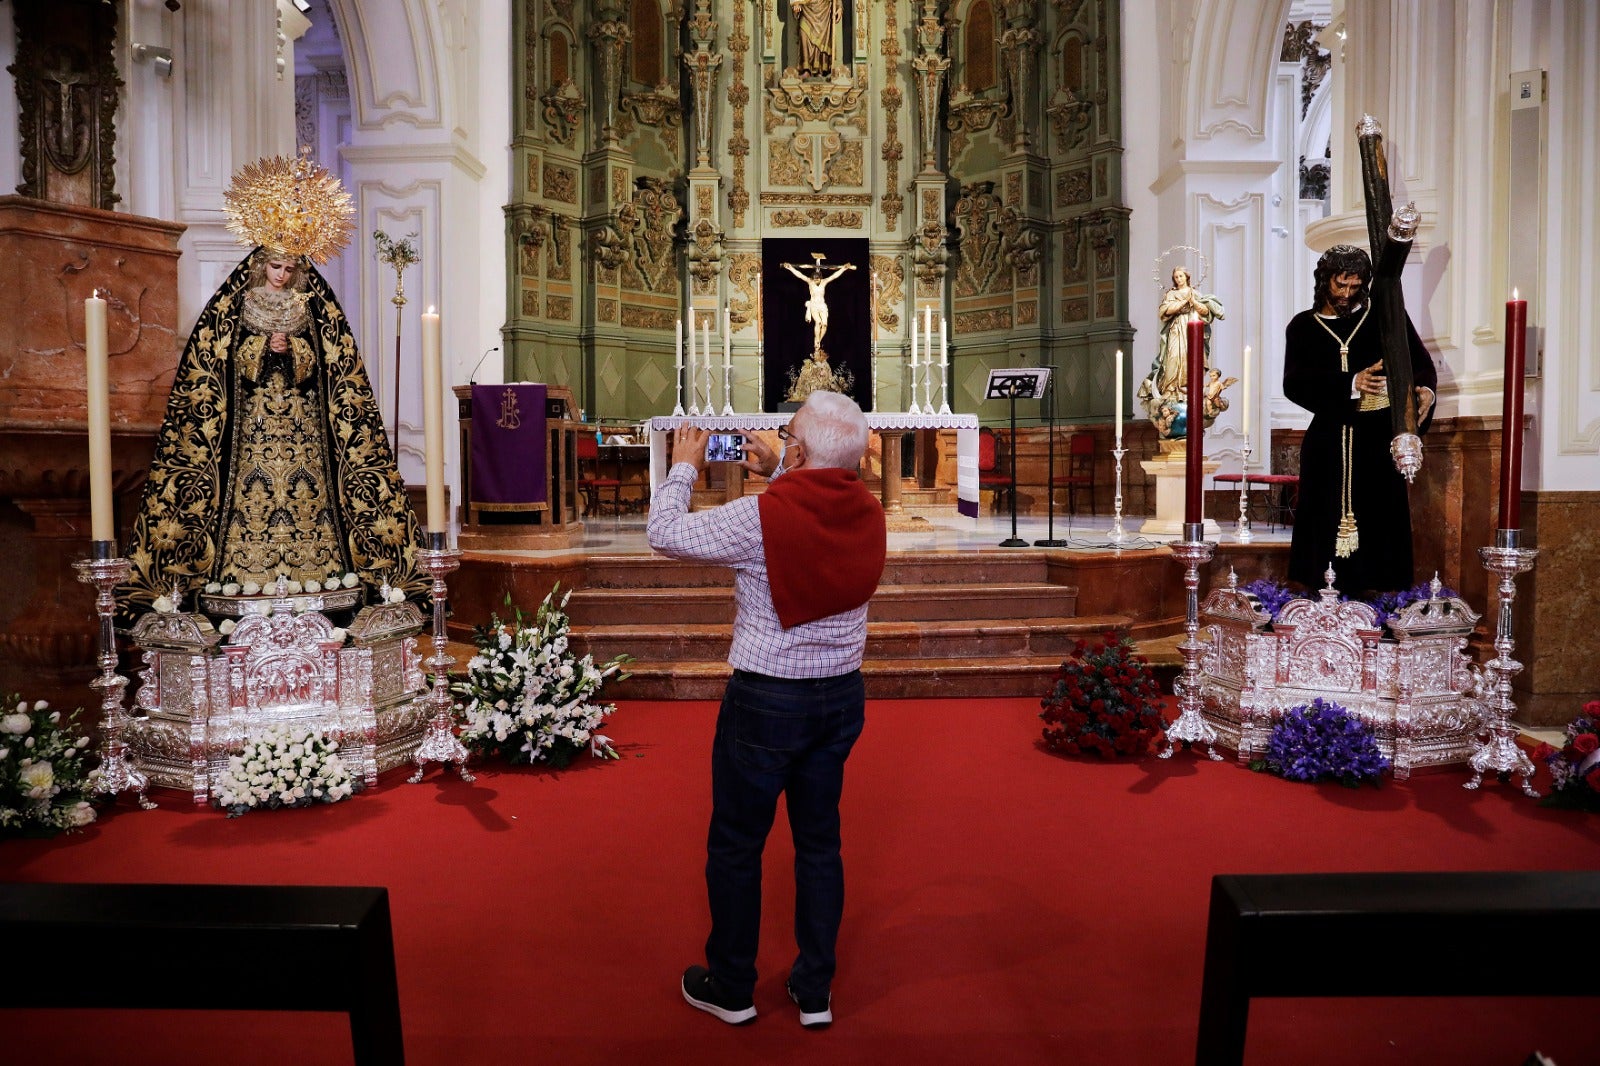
top-left (470, 384), bottom-right (547, 507)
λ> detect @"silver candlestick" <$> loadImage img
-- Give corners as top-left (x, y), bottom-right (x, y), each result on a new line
top-left (721, 359), bottom-right (735, 415)
top-left (1160, 523), bottom-right (1221, 760)
top-left (1235, 437), bottom-right (1254, 544)
top-left (672, 361), bottom-right (685, 416)
top-left (409, 532), bottom-right (475, 783)
top-left (907, 360), bottom-right (922, 415)
top-left (1465, 528), bottom-right (1539, 796)
top-left (73, 541), bottom-right (155, 808)
top-left (1109, 444), bottom-right (1128, 544)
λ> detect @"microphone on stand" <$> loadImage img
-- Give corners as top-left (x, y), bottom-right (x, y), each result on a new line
top-left (469, 346), bottom-right (500, 385)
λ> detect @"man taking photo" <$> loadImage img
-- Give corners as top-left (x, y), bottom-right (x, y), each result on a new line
top-left (647, 390), bottom-right (887, 1031)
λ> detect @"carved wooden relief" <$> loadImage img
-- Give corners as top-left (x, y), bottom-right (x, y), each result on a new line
top-left (870, 254), bottom-right (904, 331)
top-left (12, 0), bottom-right (122, 209)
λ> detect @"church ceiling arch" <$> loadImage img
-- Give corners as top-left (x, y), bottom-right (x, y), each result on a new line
top-left (329, 0), bottom-right (446, 130)
top-left (1185, 0), bottom-right (1292, 142)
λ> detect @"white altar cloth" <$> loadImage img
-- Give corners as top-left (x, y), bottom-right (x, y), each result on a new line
top-left (646, 413), bottom-right (980, 518)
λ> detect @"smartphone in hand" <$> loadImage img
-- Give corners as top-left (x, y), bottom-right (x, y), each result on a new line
top-left (705, 432), bottom-right (745, 463)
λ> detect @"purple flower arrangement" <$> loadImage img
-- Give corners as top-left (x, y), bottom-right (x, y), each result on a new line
top-left (1252, 698), bottom-right (1390, 787)
top-left (1240, 578), bottom-right (1457, 630)
top-left (1240, 578), bottom-right (1297, 620)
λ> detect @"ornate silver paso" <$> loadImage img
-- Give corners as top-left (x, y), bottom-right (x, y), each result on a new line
top-left (409, 534), bottom-right (475, 784)
top-left (1161, 525), bottom-right (1222, 760)
top-left (1466, 528), bottom-right (1540, 796)
top-left (73, 542), bottom-right (156, 809)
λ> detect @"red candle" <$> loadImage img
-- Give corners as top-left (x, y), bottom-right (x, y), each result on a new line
top-left (1499, 294), bottom-right (1527, 529)
top-left (1185, 319), bottom-right (1206, 525)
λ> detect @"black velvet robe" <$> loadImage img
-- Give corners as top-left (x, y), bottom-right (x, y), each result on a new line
top-left (1283, 306), bottom-right (1437, 595)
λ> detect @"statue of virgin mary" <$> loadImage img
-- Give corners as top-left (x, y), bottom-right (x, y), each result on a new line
top-left (121, 154), bottom-right (424, 617)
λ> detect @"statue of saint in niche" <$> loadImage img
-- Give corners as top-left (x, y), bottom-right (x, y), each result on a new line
top-left (788, 0), bottom-right (841, 77)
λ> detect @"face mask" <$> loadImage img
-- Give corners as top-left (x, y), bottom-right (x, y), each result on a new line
top-left (774, 440), bottom-right (791, 477)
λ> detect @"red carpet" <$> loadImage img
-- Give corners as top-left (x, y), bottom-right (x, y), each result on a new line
top-left (4, 697), bottom-right (1599, 1065)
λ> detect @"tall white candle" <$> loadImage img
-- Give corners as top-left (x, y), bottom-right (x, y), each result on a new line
top-left (421, 306), bottom-right (446, 532)
top-left (687, 312), bottom-right (698, 407)
top-left (702, 317), bottom-right (712, 389)
top-left (939, 316), bottom-right (948, 371)
top-left (675, 317), bottom-right (683, 368)
top-left (909, 306), bottom-right (918, 369)
top-left (723, 307), bottom-right (731, 371)
top-left (84, 292), bottom-right (113, 542)
top-left (1241, 344), bottom-right (1252, 440)
top-left (1114, 348), bottom-right (1123, 447)
top-left (924, 305), bottom-right (932, 357)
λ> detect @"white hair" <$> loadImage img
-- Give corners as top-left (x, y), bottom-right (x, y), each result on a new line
top-left (798, 391), bottom-right (870, 470)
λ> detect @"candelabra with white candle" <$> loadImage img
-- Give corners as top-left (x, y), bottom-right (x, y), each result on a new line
top-left (1235, 345), bottom-right (1254, 544)
top-left (907, 306), bottom-right (921, 414)
top-left (722, 307), bottom-right (734, 414)
top-left (673, 318), bottom-right (686, 415)
top-left (411, 303), bottom-right (473, 784)
top-left (938, 315), bottom-right (951, 414)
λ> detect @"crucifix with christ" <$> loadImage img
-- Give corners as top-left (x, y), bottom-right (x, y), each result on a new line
top-left (781, 252), bottom-right (856, 357)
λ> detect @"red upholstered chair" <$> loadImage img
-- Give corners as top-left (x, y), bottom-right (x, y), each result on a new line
top-left (977, 427), bottom-right (1014, 513)
top-left (575, 434), bottom-right (622, 516)
top-left (1249, 473), bottom-right (1299, 531)
top-left (1051, 432), bottom-right (1098, 515)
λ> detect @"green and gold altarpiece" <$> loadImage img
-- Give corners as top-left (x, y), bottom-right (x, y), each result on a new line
top-left (502, 0), bottom-right (1132, 427)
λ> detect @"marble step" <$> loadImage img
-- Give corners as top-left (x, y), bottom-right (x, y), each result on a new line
top-left (564, 550), bottom-right (1060, 590)
top-left (569, 613), bottom-right (1128, 664)
top-left (565, 582), bottom-right (1079, 626)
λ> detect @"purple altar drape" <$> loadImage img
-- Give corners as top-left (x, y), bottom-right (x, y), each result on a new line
top-left (470, 384), bottom-right (547, 507)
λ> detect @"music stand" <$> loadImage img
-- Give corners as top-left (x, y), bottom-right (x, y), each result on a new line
top-left (986, 368), bottom-right (1050, 547)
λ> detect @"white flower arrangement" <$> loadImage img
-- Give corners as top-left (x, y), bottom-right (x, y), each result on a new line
top-left (0, 696), bottom-right (97, 837)
top-left (212, 723), bottom-right (360, 817)
top-left (453, 586), bottom-right (630, 769)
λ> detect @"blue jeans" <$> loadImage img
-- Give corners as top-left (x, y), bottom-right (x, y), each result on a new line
top-left (705, 668), bottom-right (866, 1001)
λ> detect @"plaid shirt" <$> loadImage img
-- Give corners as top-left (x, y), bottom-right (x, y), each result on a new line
top-left (646, 462), bottom-right (870, 678)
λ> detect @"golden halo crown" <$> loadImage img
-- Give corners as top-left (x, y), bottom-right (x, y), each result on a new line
top-left (223, 149), bottom-right (355, 266)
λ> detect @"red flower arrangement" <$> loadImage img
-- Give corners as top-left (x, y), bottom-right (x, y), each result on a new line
top-left (1039, 632), bottom-right (1167, 758)
top-left (1536, 699), bottom-right (1600, 812)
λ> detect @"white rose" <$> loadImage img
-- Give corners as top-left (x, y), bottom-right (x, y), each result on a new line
top-left (152, 596), bottom-right (175, 614)
top-left (342, 573), bottom-right (360, 589)
top-left (241, 581), bottom-right (261, 596)
top-left (223, 582), bottom-right (241, 596)
top-left (19, 760), bottom-right (54, 795)
top-left (205, 582), bottom-right (222, 593)
top-left (388, 588), bottom-right (406, 604)
top-left (65, 802), bottom-right (96, 828)
top-left (285, 580), bottom-right (303, 594)
top-left (330, 628), bottom-right (347, 643)
top-left (218, 619), bottom-right (237, 635)
top-left (33, 700), bottom-right (47, 712)
top-left (0, 713), bottom-right (31, 735)
top-left (304, 580), bottom-right (322, 593)
top-left (0, 748), bottom-right (8, 760)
